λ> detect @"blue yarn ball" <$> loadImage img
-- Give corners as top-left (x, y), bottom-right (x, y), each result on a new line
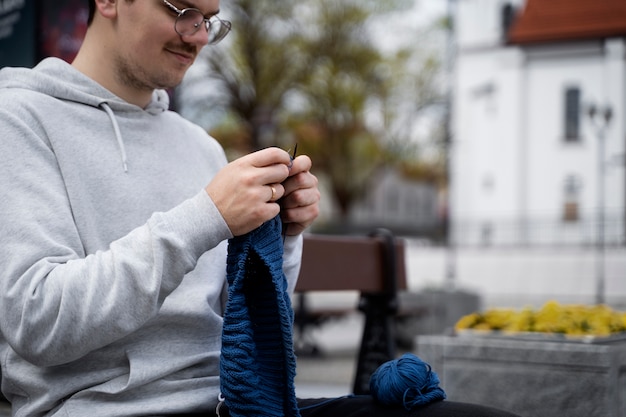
top-left (369, 353), bottom-right (446, 410)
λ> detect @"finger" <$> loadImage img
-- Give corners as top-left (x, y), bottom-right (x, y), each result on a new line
top-left (255, 164), bottom-right (290, 189)
top-left (287, 155), bottom-right (312, 175)
top-left (281, 203), bottom-right (320, 236)
top-left (282, 171), bottom-right (318, 203)
top-left (249, 147), bottom-right (292, 168)
top-left (267, 183), bottom-right (285, 202)
top-left (281, 186), bottom-right (321, 210)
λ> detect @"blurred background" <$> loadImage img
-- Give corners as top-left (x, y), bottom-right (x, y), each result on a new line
top-left (4, 0), bottom-right (622, 309)
top-left (1, 0), bottom-right (625, 408)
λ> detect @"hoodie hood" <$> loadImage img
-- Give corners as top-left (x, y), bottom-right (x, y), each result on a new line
top-left (0, 58), bottom-right (170, 171)
top-left (0, 57), bottom-right (170, 114)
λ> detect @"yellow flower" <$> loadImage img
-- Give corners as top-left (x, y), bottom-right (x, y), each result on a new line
top-left (455, 313), bottom-right (482, 330)
top-left (454, 301), bottom-right (626, 337)
top-left (503, 306), bottom-right (534, 333)
top-left (534, 301), bottom-right (568, 334)
top-left (483, 308), bottom-right (517, 331)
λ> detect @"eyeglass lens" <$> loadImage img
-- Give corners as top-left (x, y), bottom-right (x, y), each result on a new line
top-left (175, 9), bottom-right (231, 43)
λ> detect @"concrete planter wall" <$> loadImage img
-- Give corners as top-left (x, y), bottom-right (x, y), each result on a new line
top-left (416, 334), bottom-right (626, 417)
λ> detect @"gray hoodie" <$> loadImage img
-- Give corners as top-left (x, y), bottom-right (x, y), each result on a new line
top-left (0, 58), bottom-right (302, 417)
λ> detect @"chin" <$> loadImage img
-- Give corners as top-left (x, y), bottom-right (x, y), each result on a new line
top-left (153, 73), bottom-right (186, 91)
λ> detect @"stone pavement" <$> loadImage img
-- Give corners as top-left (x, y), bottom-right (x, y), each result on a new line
top-left (294, 313), bottom-right (363, 398)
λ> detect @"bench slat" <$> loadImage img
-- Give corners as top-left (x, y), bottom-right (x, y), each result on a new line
top-left (295, 234), bottom-right (407, 293)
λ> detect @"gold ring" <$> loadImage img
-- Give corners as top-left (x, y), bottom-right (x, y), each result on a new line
top-left (269, 185), bottom-right (277, 202)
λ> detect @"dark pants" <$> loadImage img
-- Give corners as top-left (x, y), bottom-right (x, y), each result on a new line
top-left (179, 396), bottom-right (521, 417)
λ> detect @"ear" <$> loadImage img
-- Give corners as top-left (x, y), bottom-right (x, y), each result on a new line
top-left (93, 0), bottom-right (118, 20)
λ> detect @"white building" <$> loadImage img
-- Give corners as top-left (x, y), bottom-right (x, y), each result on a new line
top-left (450, 0), bottom-right (626, 247)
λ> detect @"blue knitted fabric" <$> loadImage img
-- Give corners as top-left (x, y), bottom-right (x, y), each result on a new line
top-left (220, 216), bottom-right (301, 417)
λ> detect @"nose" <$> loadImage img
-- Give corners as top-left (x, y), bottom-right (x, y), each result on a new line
top-left (181, 27), bottom-right (210, 47)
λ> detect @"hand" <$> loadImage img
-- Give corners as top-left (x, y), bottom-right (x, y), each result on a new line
top-left (280, 155), bottom-right (320, 236)
top-left (205, 148), bottom-right (292, 236)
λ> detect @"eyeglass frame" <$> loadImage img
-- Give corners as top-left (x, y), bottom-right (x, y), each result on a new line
top-left (161, 0), bottom-right (231, 44)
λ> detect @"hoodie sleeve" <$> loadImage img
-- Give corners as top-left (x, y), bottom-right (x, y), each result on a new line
top-left (0, 100), bottom-right (233, 366)
top-left (282, 235), bottom-right (303, 294)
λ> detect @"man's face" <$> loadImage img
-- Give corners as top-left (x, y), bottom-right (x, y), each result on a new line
top-left (113, 0), bottom-right (220, 92)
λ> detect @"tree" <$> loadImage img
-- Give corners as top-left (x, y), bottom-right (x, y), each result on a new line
top-left (284, 0), bottom-right (387, 218)
top-left (179, 0), bottom-right (309, 152)
top-left (177, 0), bottom-right (446, 224)
top-left (287, 0), bottom-right (446, 219)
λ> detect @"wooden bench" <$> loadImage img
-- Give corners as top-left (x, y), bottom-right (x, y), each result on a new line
top-left (294, 229), bottom-right (407, 395)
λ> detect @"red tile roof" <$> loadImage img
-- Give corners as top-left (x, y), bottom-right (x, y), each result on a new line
top-left (508, 0), bottom-right (626, 45)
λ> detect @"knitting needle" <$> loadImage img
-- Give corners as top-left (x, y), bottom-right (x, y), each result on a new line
top-left (287, 143), bottom-right (298, 169)
top-left (282, 144), bottom-right (298, 242)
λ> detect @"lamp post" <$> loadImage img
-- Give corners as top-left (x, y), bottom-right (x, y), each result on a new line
top-left (444, 0), bottom-right (457, 291)
top-left (587, 103), bottom-right (612, 305)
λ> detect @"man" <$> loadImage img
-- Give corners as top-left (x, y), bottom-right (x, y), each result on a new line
top-left (0, 0), bottom-right (317, 415)
top-left (0, 1), bottom-right (519, 416)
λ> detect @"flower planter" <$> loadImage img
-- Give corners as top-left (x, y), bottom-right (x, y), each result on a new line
top-left (416, 334), bottom-right (626, 417)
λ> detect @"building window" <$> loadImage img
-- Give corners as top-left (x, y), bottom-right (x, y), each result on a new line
top-left (562, 174), bottom-right (582, 222)
top-left (564, 87), bottom-right (581, 141)
top-left (501, 3), bottom-right (516, 41)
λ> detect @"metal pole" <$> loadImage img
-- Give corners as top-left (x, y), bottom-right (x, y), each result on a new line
top-left (588, 104), bottom-right (612, 305)
top-left (596, 122), bottom-right (605, 305)
top-left (444, 0), bottom-right (456, 291)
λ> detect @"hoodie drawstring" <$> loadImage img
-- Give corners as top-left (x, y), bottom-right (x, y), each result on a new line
top-left (100, 102), bottom-right (128, 173)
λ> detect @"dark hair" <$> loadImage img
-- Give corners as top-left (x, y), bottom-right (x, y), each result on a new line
top-left (88, 0), bottom-right (95, 25)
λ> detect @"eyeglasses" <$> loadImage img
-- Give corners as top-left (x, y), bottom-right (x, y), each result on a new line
top-left (162, 0), bottom-right (231, 44)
